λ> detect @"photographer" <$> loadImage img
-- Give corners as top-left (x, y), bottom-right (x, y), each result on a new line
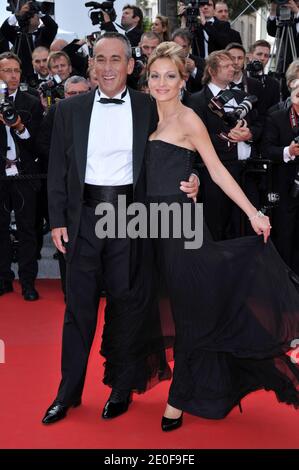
top-left (262, 78), bottom-right (299, 274)
top-left (172, 28), bottom-right (205, 93)
top-left (0, 52), bottom-right (43, 300)
top-left (0, 1), bottom-right (58, 82)
top-left (225, 43), bottom-right (266, 118)
top-left (101, 4), bottom-right (144, 47)
top-left (247, 40), bottom-right (280, 109)
top-left (186, 50), bottom-right (262, 240)
top-left (179, 0), bottom-right (242, 58)
top-left (38, 51), bottom-right (72, 108)
top-left (267, 1), bottom-right (299, 72)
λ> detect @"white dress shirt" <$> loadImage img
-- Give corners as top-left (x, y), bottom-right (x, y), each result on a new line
top-left (208, 83), bottom-right (252, 160)
top-left (85, 88), bottom-right (133, 186)
top-left (5, 90), bottom-right (30, 176)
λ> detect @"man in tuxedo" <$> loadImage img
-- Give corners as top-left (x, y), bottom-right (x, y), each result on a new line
top-left (0, 1), bottom-right (58, 82)
top-left (225, 42), bottom-right (266, 118)
top-left (0, 52), bottom-right (43, 300)
top-left (214, 1), bottom-right (242, 44)
top-left (247, 40), bottom-right (280, 110)
top-left (179, 0), bottom-right (242, 58)
top-left (172, 28), bottom-right (205, 94)
top-left (262, 80), bottom-right (299, 275)
top-left (186, 50), bottom-right (262, 240)
top-left (42, 32), bottom-right (199, 425)
top-left (101, 4), bottom-right (144, 47)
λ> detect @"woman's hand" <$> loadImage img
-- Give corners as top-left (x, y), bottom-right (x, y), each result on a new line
top-left (249, 213), bottom-right (271, 243)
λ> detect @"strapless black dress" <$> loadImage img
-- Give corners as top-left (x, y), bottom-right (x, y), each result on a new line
top-left (146, 140), bottom-right (299, 419)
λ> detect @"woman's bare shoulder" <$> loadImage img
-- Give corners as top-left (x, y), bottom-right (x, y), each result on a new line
top-left (181, 106), bottom-right (204, 129)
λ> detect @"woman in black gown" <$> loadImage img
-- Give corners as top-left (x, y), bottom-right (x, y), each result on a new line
top-left (146, 42), bottom-right (299, 431)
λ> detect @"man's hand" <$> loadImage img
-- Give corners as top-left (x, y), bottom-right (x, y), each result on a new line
top-left (0, 113), bottom-right (23, 131)
top-left (180, 174), bottom-right (199, 203)
top-left (186, 57), bottom-right (196, 74)
top-left (52, 227), bottom-right (69, 254)
top-left (227, 120), bottom-right (253, 143)
top-left (289, 141), bottom-right (299, 156)
top-left (287, 0), bottom-right (299, 14)
top-left (102, 11), bottom-right (111, 23)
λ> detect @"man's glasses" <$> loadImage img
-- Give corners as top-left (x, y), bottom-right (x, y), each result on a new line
top-left (0, 69), bottom-right (21, 74)
top-left (66, 90), bottom-right (89, 96)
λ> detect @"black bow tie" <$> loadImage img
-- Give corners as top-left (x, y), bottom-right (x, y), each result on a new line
top-left (230, 82), bottom-right (244, 91)
top-left (98, 88), bottom-right (127, 105)
top-left (98, 97), bottom-right (125, 104)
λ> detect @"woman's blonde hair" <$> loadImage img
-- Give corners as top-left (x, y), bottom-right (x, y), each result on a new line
top-left (147, 41), bottom-right (187, 80)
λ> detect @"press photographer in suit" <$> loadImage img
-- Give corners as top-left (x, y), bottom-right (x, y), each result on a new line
top-left (186, 50), bottom-right (262, 240)
top-left (0, 1), bottom-right (58, 82)
top-left (0, 52), bottom-right (43, 300)
top-left (262, 78), bottom-right (299, 274)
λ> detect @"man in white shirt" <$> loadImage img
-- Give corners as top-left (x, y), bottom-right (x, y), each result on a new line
top-left (43, 32), bottom-right (199, 425)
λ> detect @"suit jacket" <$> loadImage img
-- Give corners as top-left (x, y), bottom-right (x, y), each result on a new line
top-left (186, 85), bottom-right (262, 161)
top-left (0, 90), bottom-right (43, 179)
top-left (262, 108), bottom-right (298, 199)
top-left (193, 18), bottom-right (242, 58)
top-left (102, 22), bottom-right (143, 47)
top-left (0, 15), bottom-right (58, 81)
top-left (47, 88), bottom-right (158, 262)
top-left (186, 54), bottom-right (205, 93)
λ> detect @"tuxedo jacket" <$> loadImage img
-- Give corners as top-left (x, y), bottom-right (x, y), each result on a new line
top-left (0, 90), bottom-right (43, 180)
top-left (186, 54), bottom-right (205, 94)
top-left (186, 85), bottom-right (262, 161)
top-left (0, 15), bottom-right (58, 80)
top-left (262, 108), bottom-right (298, 198)
top-left (194, 18), bottom-right (242, 58)
top-left (102, 22), bottom-right (143, 47)
top-left (47, 88), bottom-right (158, 261)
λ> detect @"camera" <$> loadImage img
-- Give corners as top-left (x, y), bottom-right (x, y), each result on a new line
top-left (131, 47), bottom-right (147, 79)
top-left (0, 80), bottom-right (19, 126)
top-left (208, 89), bottom-right (258, 128)
top-left (38, 75), bottom-right (64, 107)
top-left (183, 1), bottom-right (209, 30)
top-left (85, 1), bottom-right (116, 26)
top-left (246, 60), bottom-right (264, 78)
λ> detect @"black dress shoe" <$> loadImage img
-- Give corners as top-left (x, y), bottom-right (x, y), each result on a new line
top-left (0, 280), bottom-right (13, 296)
top-left (161, 413), bottom-right (183, 432)
top-left (102, 389), bottom-right (132, 419)
top-left (42, 399), bottom-right (81, 424)
top-left (21, 284), bottom-right (39, 301)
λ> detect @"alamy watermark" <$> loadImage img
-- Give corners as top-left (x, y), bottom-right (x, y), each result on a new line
top-left (94, 196), bottom-right (203, 249)
top-left (0, 339), bottom-right (5, 364)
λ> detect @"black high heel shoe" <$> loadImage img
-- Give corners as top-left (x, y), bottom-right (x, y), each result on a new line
top-left (161, 413), bottom-right (183, 432)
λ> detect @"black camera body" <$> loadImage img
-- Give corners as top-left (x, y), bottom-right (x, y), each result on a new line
top-left (39, 75), bottom-right (64, 107)
top-left (0, 80), bottom-right (19, 126)
top-left (131, 47), bottom-right (147, 79)
top-left (208, 89), bottom-right (258, 128)
top-left (246, 60), bottom-right (264, 78)
top-left (183, 1), bottom-right (209, 29)
top-left (85, 1), bottom-right (116, 26)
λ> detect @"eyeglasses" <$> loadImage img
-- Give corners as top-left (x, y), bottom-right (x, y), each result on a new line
top-left (0, 68), bottom-right (21, 74)
top-left (66, 90), bottom-right (89, 95)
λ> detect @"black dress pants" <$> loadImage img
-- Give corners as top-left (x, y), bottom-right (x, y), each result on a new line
top-left (0, 180), bottom-right (38, 283)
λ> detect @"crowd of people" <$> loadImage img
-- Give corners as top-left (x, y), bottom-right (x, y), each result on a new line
top-left (0, 1), bottom-right (299, 431)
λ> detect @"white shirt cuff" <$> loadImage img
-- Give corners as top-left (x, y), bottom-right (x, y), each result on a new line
top-left (16, 128), bottom-right (30, 139)
top-left (283, 146), bottom-right (296, 162)
top-left (8, 14), bottom-right (18, 26)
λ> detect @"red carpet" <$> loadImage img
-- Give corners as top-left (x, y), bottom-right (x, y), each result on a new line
top-left (0, 280), bottom-right (298, 449)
